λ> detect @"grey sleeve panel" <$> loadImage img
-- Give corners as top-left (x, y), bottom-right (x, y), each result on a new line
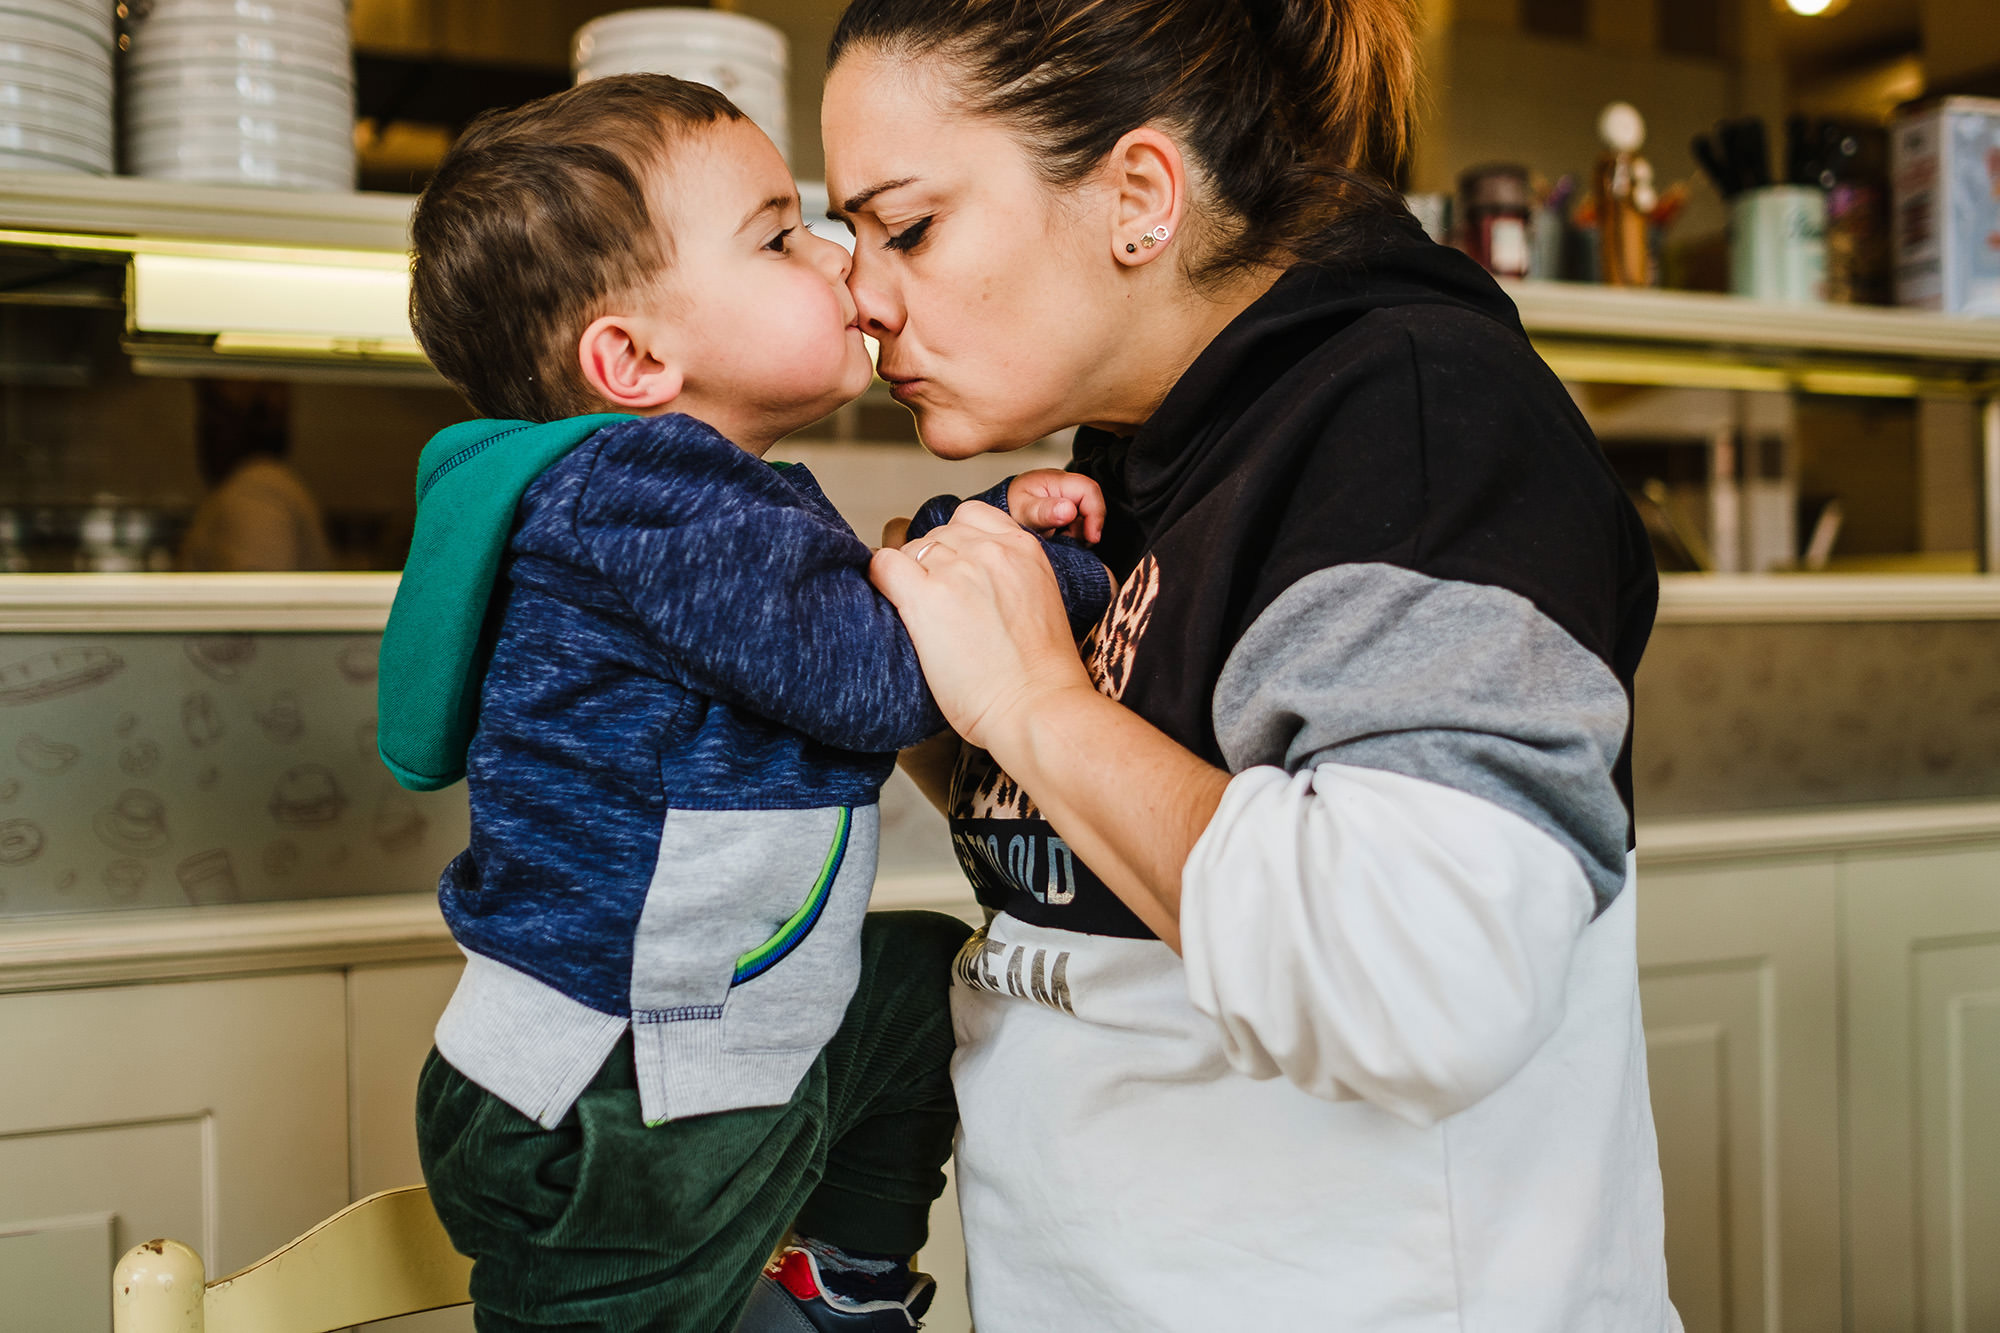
top-left (1212, 563), bottom-right (1632, 910)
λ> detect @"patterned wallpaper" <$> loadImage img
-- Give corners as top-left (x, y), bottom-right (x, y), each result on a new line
top-left (0, 633), bottom-right (467, 916)
top-left (7, 618), bottom-right (1993, 914)
top-left (0, 631), bottom-right (961, 919)
top-left (1632, 620), bottom-right (2000, 816)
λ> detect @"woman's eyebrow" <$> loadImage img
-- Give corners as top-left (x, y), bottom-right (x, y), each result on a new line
top-left (834, 176), bottom-right (920, 218)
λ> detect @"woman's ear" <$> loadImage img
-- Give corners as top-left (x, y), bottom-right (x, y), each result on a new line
top-left (1107, 127), bottom-right (1185, 268)
top-left (577, 313), bottom-right (685, 410)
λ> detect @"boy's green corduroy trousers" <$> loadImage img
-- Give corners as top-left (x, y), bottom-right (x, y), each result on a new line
top-left (416, 910), bottom-right (973, 1333)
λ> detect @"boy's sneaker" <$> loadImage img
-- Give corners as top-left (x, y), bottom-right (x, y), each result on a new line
top-left (734, 1246), bottom-right (936, 1331)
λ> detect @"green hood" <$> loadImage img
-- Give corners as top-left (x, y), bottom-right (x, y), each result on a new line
top-left (377, 414), bottom-right (632, 791)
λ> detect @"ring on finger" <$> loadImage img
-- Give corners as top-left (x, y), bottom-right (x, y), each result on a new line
top-left (911, 541), bottom-right (939, 564)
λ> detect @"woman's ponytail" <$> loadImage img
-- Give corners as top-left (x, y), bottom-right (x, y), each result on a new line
top-left (1258, 0), bottom-right (1422, 180)
top-left (829, 0), bottom-right (1426, 281)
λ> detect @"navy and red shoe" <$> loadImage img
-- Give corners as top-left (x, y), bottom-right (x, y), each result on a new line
top-left (733, 1247), bottom-right (937, 1331)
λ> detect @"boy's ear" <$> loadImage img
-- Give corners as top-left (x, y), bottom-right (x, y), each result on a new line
top-left (577, 313), bottom-right (685, 411)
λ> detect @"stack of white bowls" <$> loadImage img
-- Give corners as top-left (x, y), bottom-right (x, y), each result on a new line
top-left (0, 1), bottom-right (115, 175)
top-left (573, 9), bottom-right (789, 164)
top-left (124, 0), bottom-right (355, 190)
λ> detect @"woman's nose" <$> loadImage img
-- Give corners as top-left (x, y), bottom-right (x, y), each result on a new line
top-left (846, 251), bottom-right (904, 337)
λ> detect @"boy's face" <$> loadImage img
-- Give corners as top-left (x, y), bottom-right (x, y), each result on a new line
top-left (643, 118), bottom-right (873, 450)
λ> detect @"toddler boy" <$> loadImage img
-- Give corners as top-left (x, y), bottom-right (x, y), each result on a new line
top-left (376, 74), bottom-right (1109, 1333)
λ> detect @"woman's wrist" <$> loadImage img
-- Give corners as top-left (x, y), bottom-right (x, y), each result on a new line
top-left (978, 677), bottom-right (1106, 781)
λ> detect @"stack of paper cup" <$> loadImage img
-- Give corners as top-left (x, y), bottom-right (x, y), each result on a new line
top-left (573, 9), bottom-right (789, 164)
top-left (0, 1), bottom-right (115, 174)
top-left (124, 0), bottom-right (355, 190)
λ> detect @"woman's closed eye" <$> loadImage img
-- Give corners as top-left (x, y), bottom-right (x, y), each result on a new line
top-left (883, 216), bottom-right (933, 253)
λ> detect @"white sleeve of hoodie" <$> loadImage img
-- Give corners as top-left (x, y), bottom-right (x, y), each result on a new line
top-left (1180, 761), bottom-right (1596, 1129)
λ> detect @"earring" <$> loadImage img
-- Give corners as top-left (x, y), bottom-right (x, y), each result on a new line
top-left (1143, 225), bottom-right (1170, 248)
top-left (1126, 243), bottom-right (1137, 253)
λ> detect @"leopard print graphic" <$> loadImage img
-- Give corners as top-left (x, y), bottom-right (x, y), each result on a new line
top-left (952, 555), bottom-right (1163, 822)
top-left (1080, 554), bottom-right (1160, 705)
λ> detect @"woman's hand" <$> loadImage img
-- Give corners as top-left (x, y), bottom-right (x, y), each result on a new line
top-left (870, 501), bottom-right (1097, 753)
top-left (874, 501), bottom-right (1230, 949)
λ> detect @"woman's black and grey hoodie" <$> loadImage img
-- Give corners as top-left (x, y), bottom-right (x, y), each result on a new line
top-left (950, 213), bottom-right (1657, 935)
top-left (941, 214), bottom-right (1677, 1332)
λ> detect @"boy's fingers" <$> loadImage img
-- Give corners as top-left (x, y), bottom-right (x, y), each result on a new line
top-left (1010, 493), bottom-right (1083, 534)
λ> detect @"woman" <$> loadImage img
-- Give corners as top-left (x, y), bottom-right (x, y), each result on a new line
top-left (821, 1), bottom-right (1679, 1328)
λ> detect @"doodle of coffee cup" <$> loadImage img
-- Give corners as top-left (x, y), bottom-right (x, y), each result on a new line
top-left (184, 635), bottom-right (256, 683)
top-left (373, 795), bottom-right (428, 853)
top-left (255, 692), bottom-right (305, 744)
top-left (94, 789), bottom-right (170, 855)
top-left (0, 818), bottom-right (43, 866)
top-left (17, 733), bottom-right (79, 774)
top-left (336, 640), bottom-right (380, 684)
top-left (103, 858), bottom-right (146, 901)
top-left (0, 646), bottom-right (125, 705)
top-left (176, 849), bottom-right (241, 906)
top-left (263, 839), bottom-right (301, 876)
top-left (120, 740), bottom-right (161, 778)
top-left (269, 765), bottom-right (348, 827)
top-left (181, 692), bottom-right (226, 748)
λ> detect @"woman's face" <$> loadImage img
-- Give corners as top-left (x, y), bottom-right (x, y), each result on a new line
top-left (822, 50), bottom-right (1131, 459)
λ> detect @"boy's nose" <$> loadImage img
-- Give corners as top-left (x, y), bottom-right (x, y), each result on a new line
top-left (809, 229), bottom-right (853, 285)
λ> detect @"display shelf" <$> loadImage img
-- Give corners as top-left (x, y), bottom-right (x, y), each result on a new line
top-left (1509, 280), bottom-right (2000, 372)
top-left (4, 571), bottom-right (1993, 635)
top-left (0, 573), bottom-right (400, 632)
top-left (0, 171), bottom-right (413, 253)
top-left (1655, 572), bottom-right (2000, 623)
top-left (0, 176), bottom-right (1995, 566)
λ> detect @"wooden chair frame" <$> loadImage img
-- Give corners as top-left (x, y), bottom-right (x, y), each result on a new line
top-left (112, 1185), bottom-right (472, 1333)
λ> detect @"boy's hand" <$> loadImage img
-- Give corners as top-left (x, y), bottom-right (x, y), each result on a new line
top-left (1008, 469), bottom-right (1105, 544)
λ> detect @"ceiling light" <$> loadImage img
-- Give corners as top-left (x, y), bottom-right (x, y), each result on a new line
top-left (1779, 0), bottom-right (1848, 15)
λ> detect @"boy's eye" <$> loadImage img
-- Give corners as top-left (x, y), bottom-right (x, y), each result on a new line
top-left (883, 216), bottom-right (933, 254)
top-left (764, 226), bottom-right (796, 253)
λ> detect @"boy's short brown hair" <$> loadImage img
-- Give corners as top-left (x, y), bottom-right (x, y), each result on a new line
top-left (409, 74), bottom-right (744, 422)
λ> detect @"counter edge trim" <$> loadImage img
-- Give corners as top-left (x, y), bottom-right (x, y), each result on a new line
top-left (0, 873), bottom-right (979, 992)
top-left (1638, 799), bottom-right (2000, 866)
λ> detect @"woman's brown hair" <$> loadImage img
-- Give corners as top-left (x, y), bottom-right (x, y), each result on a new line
top-left (827, 0), bottom-right (1424, 283)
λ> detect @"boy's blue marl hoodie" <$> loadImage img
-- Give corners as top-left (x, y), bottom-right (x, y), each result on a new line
top-left (377, 412), bottom-right (1110, 1128)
